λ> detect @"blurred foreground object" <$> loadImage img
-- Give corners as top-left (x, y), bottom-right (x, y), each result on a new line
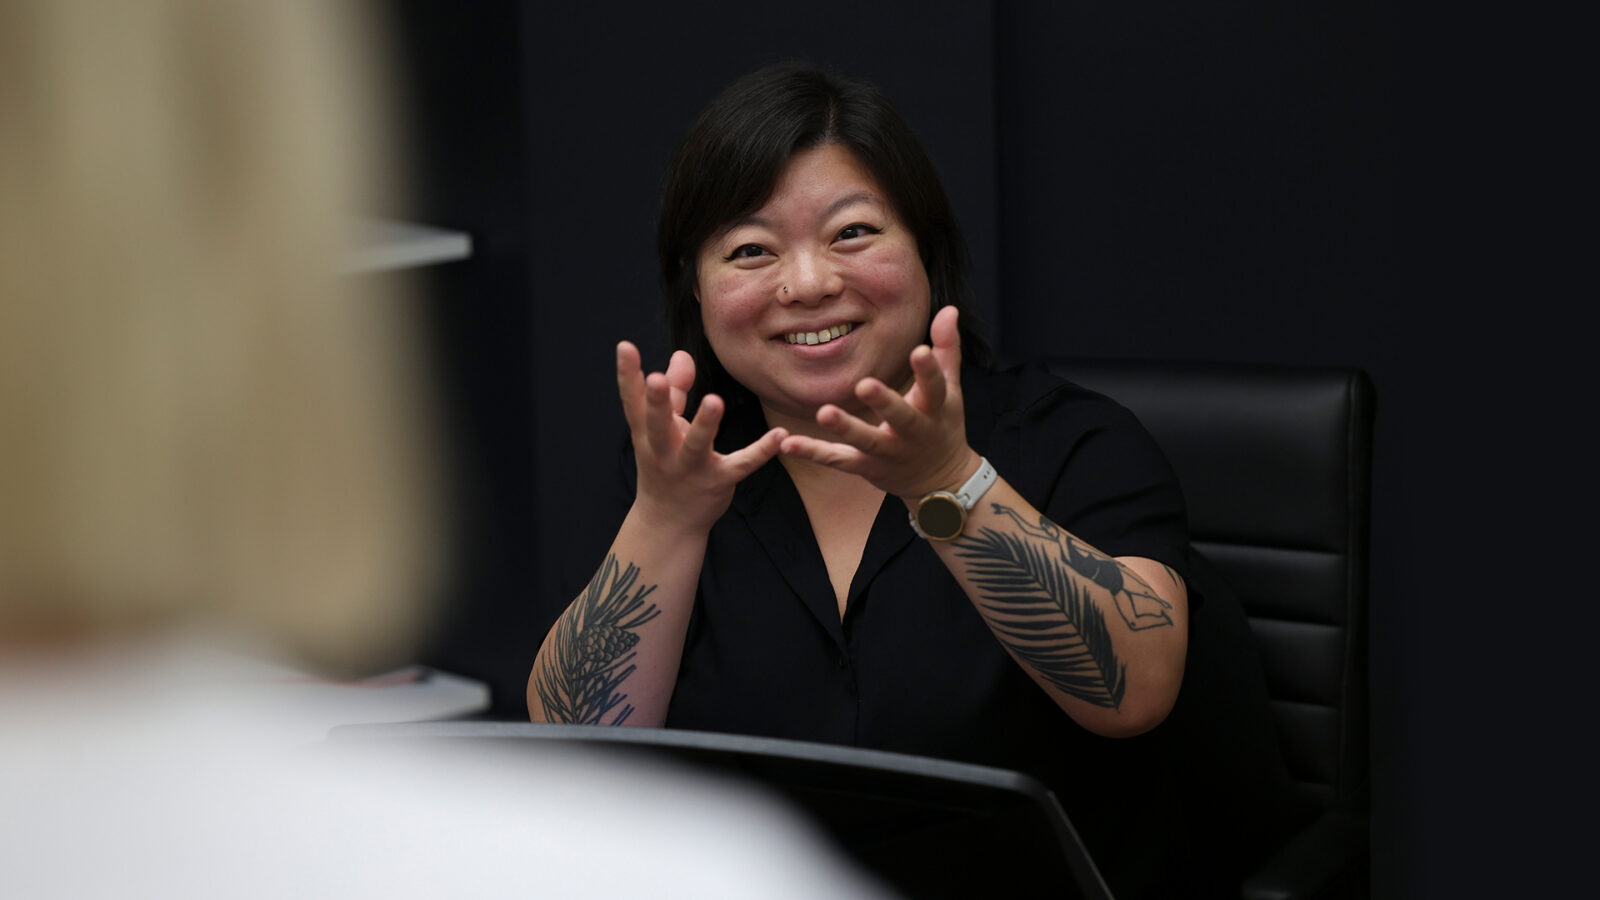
top-left (0, 4), bottom-right (890, 896)
top-left (0, 0), bottom-right (441, 671)
top-left (0, 635), bottom-right (890, 899)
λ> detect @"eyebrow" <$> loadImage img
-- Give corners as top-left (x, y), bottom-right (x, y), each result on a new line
top-left (821, 191), bottom-right (880, 219)
top-left (721, 191), bottom-right (883, 234)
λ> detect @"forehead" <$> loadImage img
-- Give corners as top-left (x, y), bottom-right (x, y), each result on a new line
top-left (769, 144), bottom-right (883, 204)
top-left (727, 144), bottom-right (890, 232)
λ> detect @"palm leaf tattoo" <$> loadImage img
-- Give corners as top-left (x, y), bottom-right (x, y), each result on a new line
top-left (534, 554), bottom-right (661, 725)
top-left (957, 517), bottom-right (1127, 709)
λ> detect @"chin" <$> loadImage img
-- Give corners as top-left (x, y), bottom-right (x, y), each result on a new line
top-left (762, 384), bottom-right (862, 421)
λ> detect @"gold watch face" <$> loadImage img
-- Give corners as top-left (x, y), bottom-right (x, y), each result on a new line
top-left (916, 492), bottom-right (965, 541)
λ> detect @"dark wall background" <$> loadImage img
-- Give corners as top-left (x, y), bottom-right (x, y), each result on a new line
top-left (389, 0), bottom-right (999, 728)
top-left (379, 2), bottom-right (1477, 897)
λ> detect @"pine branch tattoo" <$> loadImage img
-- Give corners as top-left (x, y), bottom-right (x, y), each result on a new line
top-left (533, 554), bottom-right (661, 725)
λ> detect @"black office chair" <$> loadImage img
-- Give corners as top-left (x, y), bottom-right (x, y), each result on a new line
top-left (1047, 359), bottom-right (1375, 900)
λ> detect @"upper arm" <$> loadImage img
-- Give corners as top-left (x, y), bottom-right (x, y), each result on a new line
top-left (1021, 384), bottom-right (1192, 583)
top-left (1115, 553), bottom-right (1190, 710)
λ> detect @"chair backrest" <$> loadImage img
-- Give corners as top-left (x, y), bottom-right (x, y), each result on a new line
top-left (1045, 358), bottom-right (1375, 819)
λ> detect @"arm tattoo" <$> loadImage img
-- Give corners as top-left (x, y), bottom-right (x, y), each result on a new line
top-left (991, 505), bottom-right (1174, 631)
top-left (1159, 563), bottom-right (1183, 591)
top-left (532, 554), bottom-right (661, 725)
top-left (955, 504), bottom-right (1173, 710)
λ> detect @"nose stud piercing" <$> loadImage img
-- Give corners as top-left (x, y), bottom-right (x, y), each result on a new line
top-left (782, 285), bottom-right (789, 294)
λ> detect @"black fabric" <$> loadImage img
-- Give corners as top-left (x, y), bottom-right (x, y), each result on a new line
top-left (566, 362), bottom-right (1196, 899)
top-left (1148, 548), bottom-right (1303, 897)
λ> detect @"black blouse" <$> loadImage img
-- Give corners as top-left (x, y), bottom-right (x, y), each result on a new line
top-left (569, 361), bottom-right (1197, 897)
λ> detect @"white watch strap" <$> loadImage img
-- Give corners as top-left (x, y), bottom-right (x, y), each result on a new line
top-left (954, 456), bottom-right (997, 510)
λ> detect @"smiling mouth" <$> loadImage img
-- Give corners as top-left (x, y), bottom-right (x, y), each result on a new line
top-left (783, 323), bottom-right (854, 345)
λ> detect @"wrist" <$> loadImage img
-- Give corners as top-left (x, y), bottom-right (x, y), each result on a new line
top-left (901, 448), bottom-right (983, 509)
top-left (627, 495), bottom-right (719, 541)
top-left (906, 454), bottom-right (997, 542)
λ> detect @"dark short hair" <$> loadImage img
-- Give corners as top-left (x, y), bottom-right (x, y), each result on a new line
top-left (657, 63), bottom-right (990, 409)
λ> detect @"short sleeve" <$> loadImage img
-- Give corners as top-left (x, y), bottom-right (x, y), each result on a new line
top-left (1006, 366), bottom-right (1192, 585)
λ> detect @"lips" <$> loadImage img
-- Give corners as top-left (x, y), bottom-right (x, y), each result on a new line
top-left (782, 322), bottom-right (854, 345)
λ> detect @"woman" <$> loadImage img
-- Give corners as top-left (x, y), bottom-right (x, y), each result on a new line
top-left (530, 64), bottom-right (1195, 896)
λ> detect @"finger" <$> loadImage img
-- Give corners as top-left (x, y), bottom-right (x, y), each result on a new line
top-left (680, 391), bottom-right (724, 458)
top-left (908, 344), bottom-right (946, 413)
top-left (643, 371), bottom-right (676, 459)
top-left (855, 377), bottom-right (924, 436)
top-left (665, 350), bottom-right (695, 416)
top-left (616, 342), bottom-right (646, 432)
top-left (816, 403), bottom-right (888, 451)
top-left (929, 305), bottom-right (963, 376)
top-left (722, 426), bottom-right (788, 479)
top-left (779, 433), bottom-right (870, 473)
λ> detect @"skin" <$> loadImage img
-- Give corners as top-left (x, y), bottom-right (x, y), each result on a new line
top-left (530, 143), bottom-right (1187, 738)
top-left (694, 144), bottom-right (932, 434)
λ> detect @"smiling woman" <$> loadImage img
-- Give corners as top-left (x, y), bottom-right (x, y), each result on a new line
top-left (694, 144), bottom-right (932, 426)
top-left (530, 64), bottom-right (1199, 899)
top-left (656, 64), bottom-right (990, 412)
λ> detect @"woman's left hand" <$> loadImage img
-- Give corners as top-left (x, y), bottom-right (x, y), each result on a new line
top-left (780, 305), bottom-right (980, 500)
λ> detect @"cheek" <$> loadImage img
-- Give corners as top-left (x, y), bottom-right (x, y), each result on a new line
top-left (698, 273), bottom-right (767, 341)
top-left (859, 245), bottom-right (932, 311)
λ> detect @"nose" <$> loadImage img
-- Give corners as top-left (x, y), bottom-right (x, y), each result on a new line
top-left (779, 249), bottom-right (843, 305)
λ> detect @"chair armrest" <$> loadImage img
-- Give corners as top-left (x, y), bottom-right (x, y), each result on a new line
top-left (1240, 810), bottom-right (1367, 900)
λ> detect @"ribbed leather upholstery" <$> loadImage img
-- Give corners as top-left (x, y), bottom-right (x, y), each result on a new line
top-left (1047, 358), bottom-right (1374, 898)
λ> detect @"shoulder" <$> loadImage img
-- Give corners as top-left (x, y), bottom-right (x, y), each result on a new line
top-left (965, 360), bottom-right (1149, 445)
top-left (968, 360), bottom-right (1188, 558)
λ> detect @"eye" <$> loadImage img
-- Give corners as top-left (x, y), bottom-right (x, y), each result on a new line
top-left (723, 243), bottom-right (768, 261)
top-left (836, 223), bottom-right (881, 241)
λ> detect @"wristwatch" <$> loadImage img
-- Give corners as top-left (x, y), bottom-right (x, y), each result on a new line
top-left (909, 456), bottom-right (997, 542)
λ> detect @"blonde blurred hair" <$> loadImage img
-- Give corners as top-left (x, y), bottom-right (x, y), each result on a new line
top-left (0, 0), bottom-right (443, 671)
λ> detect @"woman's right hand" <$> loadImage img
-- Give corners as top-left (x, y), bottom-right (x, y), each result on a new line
top-left (616, 342), bottom-right (785, 535)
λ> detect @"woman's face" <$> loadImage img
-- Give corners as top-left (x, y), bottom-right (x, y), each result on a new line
top-left (694, 143), bottom-right (931, 425)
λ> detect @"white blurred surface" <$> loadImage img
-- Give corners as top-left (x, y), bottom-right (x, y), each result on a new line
top-left (0, 635), bottom-right (895, 899)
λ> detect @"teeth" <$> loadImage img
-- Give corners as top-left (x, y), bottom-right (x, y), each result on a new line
top-left (785, 323), bottom-right (853, 345)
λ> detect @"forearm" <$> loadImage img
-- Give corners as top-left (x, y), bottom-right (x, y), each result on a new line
top-left (527, 504), bottom-right (708, 727)
top-left (920, 477), bottom-right (1188, 737)
top-left (770, 308), bottom-right (1186, 734)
